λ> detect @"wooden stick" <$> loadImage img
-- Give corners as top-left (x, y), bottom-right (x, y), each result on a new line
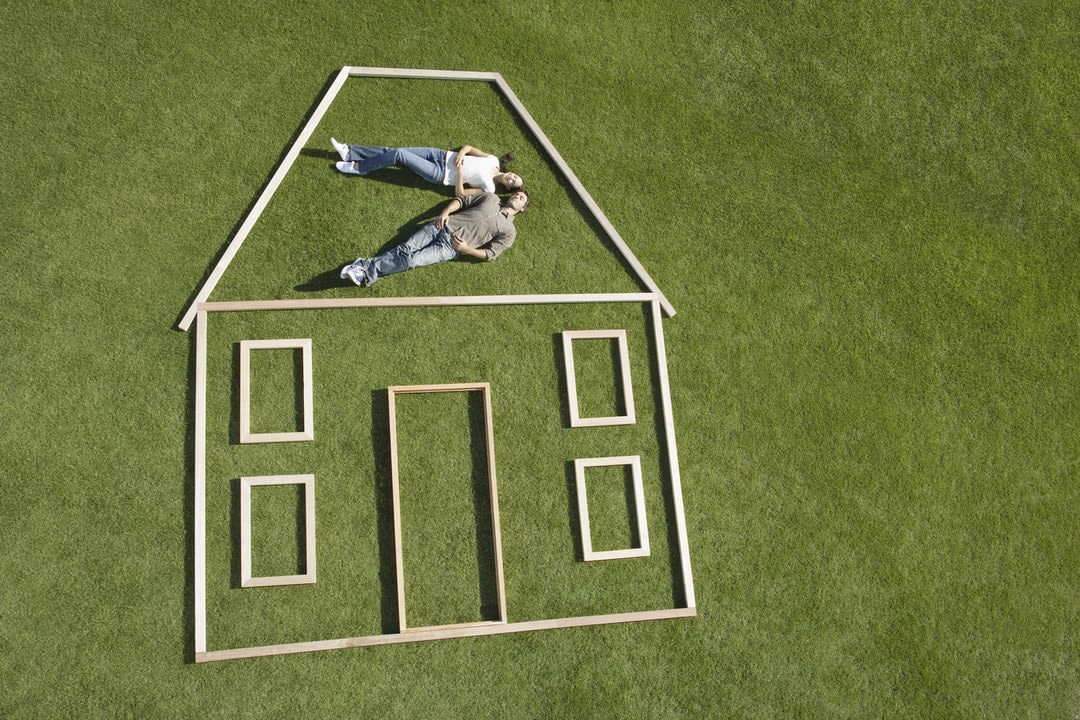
top-left (346, 66), bottom-right (500, 81)
top-left (650, 300), bottom-right (695, 608)
top-left (195, 607), bottom-right (696, 662)
top-left (239, 475), bottom-right (317, 587)
top-left (238, 339), bottom-right (314, 443)
top-left (194, 311), bottom-right (208, 654)
top-left (482, 384), bottom-right (508, 623)
top-left (199, 293), bottom-right (657, 314)
top-left (177, 66), bottom-right (352, 331)
top-left (386, 383), bottom-right (506, 629)
top-left (388, 382), bottom-right (495, 395)
top-left (403, 620), bottom-right (504, 634)
top-left (562, 329), bottom-right (636, 427)
top-left (491, 75), bottom-right (676, 318)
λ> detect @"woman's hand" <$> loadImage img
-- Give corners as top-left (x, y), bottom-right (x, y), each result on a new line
top-left (437, 197), bottom-right (462, 229)
top-left (454, 145), bottom-right (474, 167)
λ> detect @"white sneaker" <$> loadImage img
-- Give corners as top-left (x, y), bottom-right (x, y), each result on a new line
top-left (341, 264), bottom-right (370, 287)
top-left (330, 137), bottom-right (350, 162)
top-left (335, 161), bottom-right (360, 175)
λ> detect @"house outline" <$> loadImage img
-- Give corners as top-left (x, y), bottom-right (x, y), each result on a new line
top-left (184, 66), bottom-right (695, 663)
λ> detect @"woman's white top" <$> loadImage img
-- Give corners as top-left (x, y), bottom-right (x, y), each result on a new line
top-left (444, 152), bottom-right (499, 193)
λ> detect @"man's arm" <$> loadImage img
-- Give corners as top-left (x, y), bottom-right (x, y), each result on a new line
top-left (451, 237), bottom-right (488, 259)
top-left (479, 230), bottom-right (514, 261)
top-left (453, 227), bottom-right (513, 262)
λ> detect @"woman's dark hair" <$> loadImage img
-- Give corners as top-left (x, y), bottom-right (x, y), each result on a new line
top-left (498, 152), bottom-right (515, 172)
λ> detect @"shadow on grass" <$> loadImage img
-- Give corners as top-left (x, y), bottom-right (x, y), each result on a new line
top-left (299, 147), bottom-right (462, 196)
top-left (552, 333), bottom-right (572, 428)
top-left (468, 390), bottom-right (501, 622)
top-left (370, 389), bottom-right (399, 633)
top-left (295, 202), bottom-right (463, 292)
top-left (230, 480), bottom-right (241, 587)
top-left (564, 462), bottom-right (583, 560)
top-left (611, 337), bottom-right (630, 418)
top-left (294, 268), bottom-right (352, 292)
top-left (228, 342), bottom-right (240, 445)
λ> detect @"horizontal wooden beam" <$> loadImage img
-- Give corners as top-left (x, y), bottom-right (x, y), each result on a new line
top-left (198, 293), bottom-right (658, 313)
top-left (345, 66), bottom-right (500, 81)
top-left (195, 607), bottom-right (696, 663)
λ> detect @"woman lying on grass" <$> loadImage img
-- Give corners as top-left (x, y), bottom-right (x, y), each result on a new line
top-left (330, 139), bottom-right (524, 193)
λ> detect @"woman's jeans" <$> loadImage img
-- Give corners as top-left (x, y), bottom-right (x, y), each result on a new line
top-left (344, 145), bottom-right (448, 184)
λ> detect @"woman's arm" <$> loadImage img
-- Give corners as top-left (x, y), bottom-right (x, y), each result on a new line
top-left (456, 144), bottom-right (491, 159)
top-left (454, 144), bottom-right (494, 171)
top-left (454, 166), bottom-right (483, 198)
top-left (435, 197), bottom-right (463, 229)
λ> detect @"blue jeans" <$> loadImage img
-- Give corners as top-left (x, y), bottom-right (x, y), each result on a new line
top-left (349, 224), bottom-right (458, 285)
top-left (344, 145), bottom-right (448, 183)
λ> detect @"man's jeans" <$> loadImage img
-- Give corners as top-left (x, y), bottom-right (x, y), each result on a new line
top-left (349, 224), bottom-right (457, 285)
top-left (344, 145), bottom-right (447, 183)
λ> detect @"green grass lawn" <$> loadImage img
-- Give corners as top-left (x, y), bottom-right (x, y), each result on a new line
top-left (2, 0), bottom-right (1078, 717)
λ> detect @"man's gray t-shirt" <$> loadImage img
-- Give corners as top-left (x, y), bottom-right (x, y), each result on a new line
top-left (446, 192), bottom-right (516, 261)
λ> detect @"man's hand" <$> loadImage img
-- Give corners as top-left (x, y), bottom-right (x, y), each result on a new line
top-left (436, 213), bottom-right (451, 229)
top-left (452, 236), bottom-right (483, 259)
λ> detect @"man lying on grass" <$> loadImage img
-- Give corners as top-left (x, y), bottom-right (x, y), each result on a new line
top-left (341, 188), bottom-right (531, 287)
